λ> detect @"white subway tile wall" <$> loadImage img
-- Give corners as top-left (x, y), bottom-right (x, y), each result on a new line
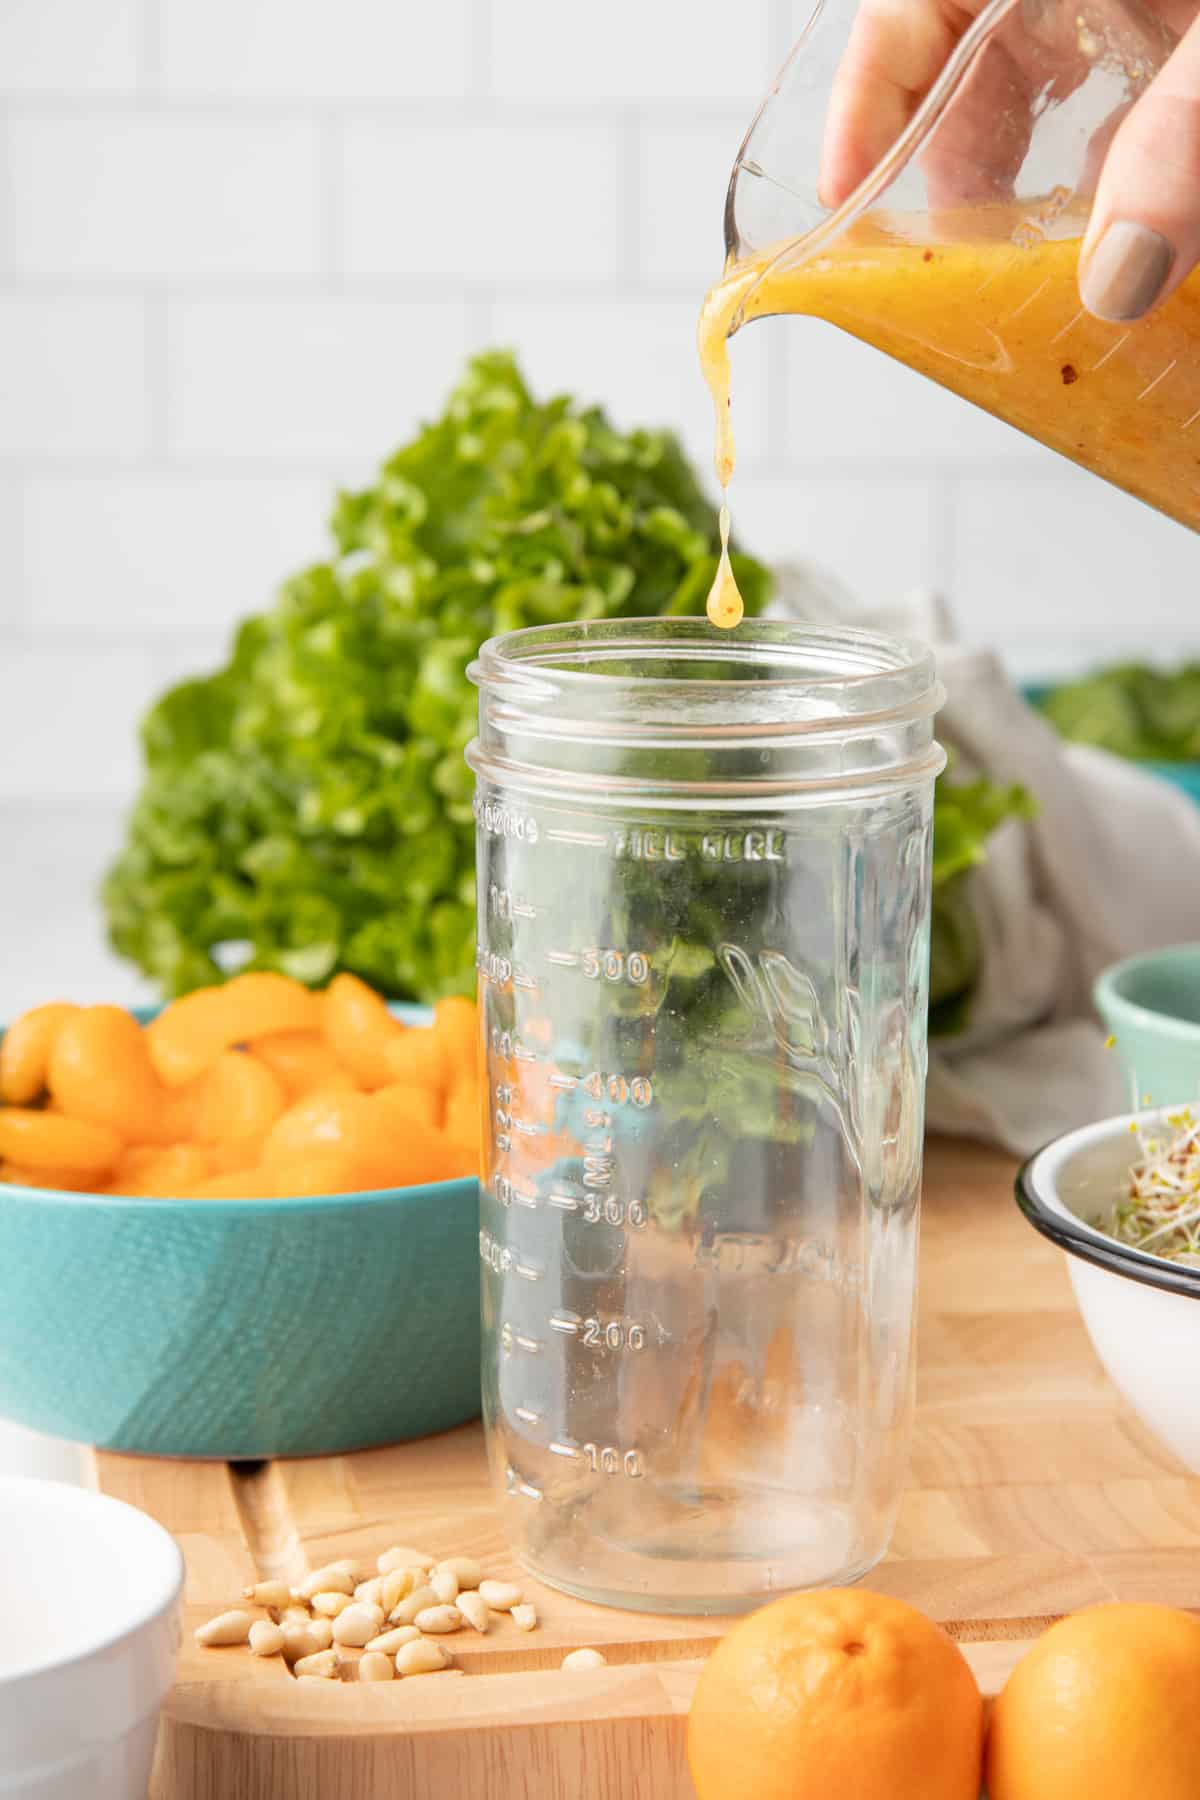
top-left (0, 0), bottom-right (1196, 848)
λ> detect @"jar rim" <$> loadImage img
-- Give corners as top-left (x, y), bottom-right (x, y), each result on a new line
top-left (467, 617), bottom-right (945, 806)
top-left (470, 616), bottom-right (936, 712)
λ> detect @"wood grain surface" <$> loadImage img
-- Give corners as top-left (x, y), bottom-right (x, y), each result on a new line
top-left (95, 1137), bottom-right (1200, 1799)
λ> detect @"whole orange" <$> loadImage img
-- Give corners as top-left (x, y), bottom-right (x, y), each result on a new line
top-left (687, 1588), bottom-right (983, 1800)
top-left (986, 1602), bottom-right (1200, 1800)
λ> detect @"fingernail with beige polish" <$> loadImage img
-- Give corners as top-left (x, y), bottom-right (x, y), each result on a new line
top-left (1081, 221), bottom-right (1174, 322)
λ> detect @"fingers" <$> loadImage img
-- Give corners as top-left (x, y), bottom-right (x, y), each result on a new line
top-left (1081, 9), bottom-right (1200, 319)
top-left (819, 0), bottom-right (963, 205)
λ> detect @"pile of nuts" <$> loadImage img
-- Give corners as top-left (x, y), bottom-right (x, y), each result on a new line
top-left (194, 1544), bottom-right (608, 1684)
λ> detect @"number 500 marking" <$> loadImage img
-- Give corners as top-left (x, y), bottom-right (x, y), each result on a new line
top-left (581, 948), bottom-right (649, 985)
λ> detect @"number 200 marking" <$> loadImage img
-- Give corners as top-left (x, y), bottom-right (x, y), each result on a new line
top-left (582, 1317), bottom-right (646, 1351)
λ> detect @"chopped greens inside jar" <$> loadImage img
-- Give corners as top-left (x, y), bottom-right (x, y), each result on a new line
top-left (1108, 1111), bottom-right (1200, 1267)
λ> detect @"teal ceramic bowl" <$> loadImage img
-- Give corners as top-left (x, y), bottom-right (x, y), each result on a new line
top-left (1094, 947), bottom-right (1200, 1110)
top-left (0, 1005), bottom-right (480, 1459)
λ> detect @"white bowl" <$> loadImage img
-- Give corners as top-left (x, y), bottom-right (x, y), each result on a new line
top-left (0, 1477), bottom-right (183, 1799)
top-left (1018, 1113), bottom-right (1200, 1471)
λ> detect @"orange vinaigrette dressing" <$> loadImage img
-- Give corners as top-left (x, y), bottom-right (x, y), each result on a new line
top-left (699, 210), bottom-right (1200, 626)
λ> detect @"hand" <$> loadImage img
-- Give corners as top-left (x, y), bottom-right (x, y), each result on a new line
top-left (819, 0), bottom-right (1200, 320)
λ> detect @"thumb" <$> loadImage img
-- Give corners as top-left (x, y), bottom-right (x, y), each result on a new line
top-left (1080, 14), bottom-right (1200, 321)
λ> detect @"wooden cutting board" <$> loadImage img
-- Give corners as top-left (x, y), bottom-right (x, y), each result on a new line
top-left (95, 1137), bottom-right (1200, 1799)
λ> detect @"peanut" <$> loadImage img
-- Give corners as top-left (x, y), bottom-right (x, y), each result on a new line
top-left (511, 1604), bottom-right (538, 1633)
top-left (561, 1648), bottom-right (607, 1671)
top-left (354, 1577), bottom-right (384, 1609)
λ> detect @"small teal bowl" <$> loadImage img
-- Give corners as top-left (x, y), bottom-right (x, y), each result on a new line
top-left (0, 1005), bottom-right (480, 1459)
top-left (1094, 946), bottom-right (1200, 1110)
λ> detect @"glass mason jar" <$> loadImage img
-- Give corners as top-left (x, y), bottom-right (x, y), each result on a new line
top-left (466, 618), bottom-right (945, 1614)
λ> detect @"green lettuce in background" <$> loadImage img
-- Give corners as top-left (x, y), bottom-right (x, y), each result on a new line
top-left (1033, 663), bottom-right (1200, 762)
top-left (102, 350), bottom-right (1025, 1034)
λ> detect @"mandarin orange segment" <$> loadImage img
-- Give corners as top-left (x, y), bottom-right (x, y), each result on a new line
top-left (0, 1002), bottom-right (79, 1105)
top-left (253, 1029), bottom-right (344, 1098)
top-left (47, 1005), bottom-right (172, 1144)
top-left (322, 973), bottom-right (403, 1088)
top-left (382, 1027), bottom-right (452, 1097)
top-left (147, 973), bottom-right (320, 1086)
top-left (267, 1152), bottom-right (366, 1198)
top-left (373, 1081), bottom-right (441, 1133)
top-left (186, 1169), bottom-right (277, 1200)
top-left (218, 971), bottom-right (322, 1041)
top-left (365, 1130), bottom-right (462, 1189)
top-left (432, 996), bottom-right (480, 1085)
top-left (0, 1108), bottom-right (123, 1176)
top-left (0, 1161), bottom-right (96, 1192)
top-left (146, 987), bottom-right (239, 1087)
top-left (192, 1051), bottom-right (287, 1146)
top-left (443, 1086), bottom-right (483, 1165)
top-left (105, 1144), bottom-right (216, 1197)
top-left (262, 1089), bottom-right (374, 1169)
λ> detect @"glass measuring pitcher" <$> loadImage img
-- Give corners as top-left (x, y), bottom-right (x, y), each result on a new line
top-left (467, 619), bottom-right (945, 1614)
top-left (711, 0), bottom-right (1200, 527)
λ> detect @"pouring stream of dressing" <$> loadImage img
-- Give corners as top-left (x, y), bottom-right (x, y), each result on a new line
top-left (697, 265), bottom-right (758, 630)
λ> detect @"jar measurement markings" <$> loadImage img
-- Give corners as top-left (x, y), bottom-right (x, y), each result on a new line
top-left (476, 947), bottom-right (538, 992)
top-left (550, 1311), bottom-right (647, 1351)
top-left (501, 1323), bottom-right (544, 1356)
top-left (482, 1230), bottom-right (545, 1283)
top-left (548, 1190), bottom-right (579, 1213)
top-left (548, 1073), bottom-right (577, 1091)
top-left (546, 1439), bottom-right (645, 1479)
top-left (487, 884), bottom-right (537, 922)
top-left (544, 950), bottom-right (579, 968)
top-left (504, 1465), bottom-right (543, 1504)
top-left (514, 1405), bottom-right (542, 1426)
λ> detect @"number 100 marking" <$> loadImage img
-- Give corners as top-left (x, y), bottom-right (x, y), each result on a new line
top-left (583, 1443), bottom-right (643, 1478)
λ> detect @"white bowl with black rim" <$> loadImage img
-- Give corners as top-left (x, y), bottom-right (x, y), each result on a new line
top-left (1017, 1112), bottom-right (1200, 1472)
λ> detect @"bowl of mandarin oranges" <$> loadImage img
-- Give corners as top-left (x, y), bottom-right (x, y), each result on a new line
top-left (0, 972), bottom-right (482, 1458)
